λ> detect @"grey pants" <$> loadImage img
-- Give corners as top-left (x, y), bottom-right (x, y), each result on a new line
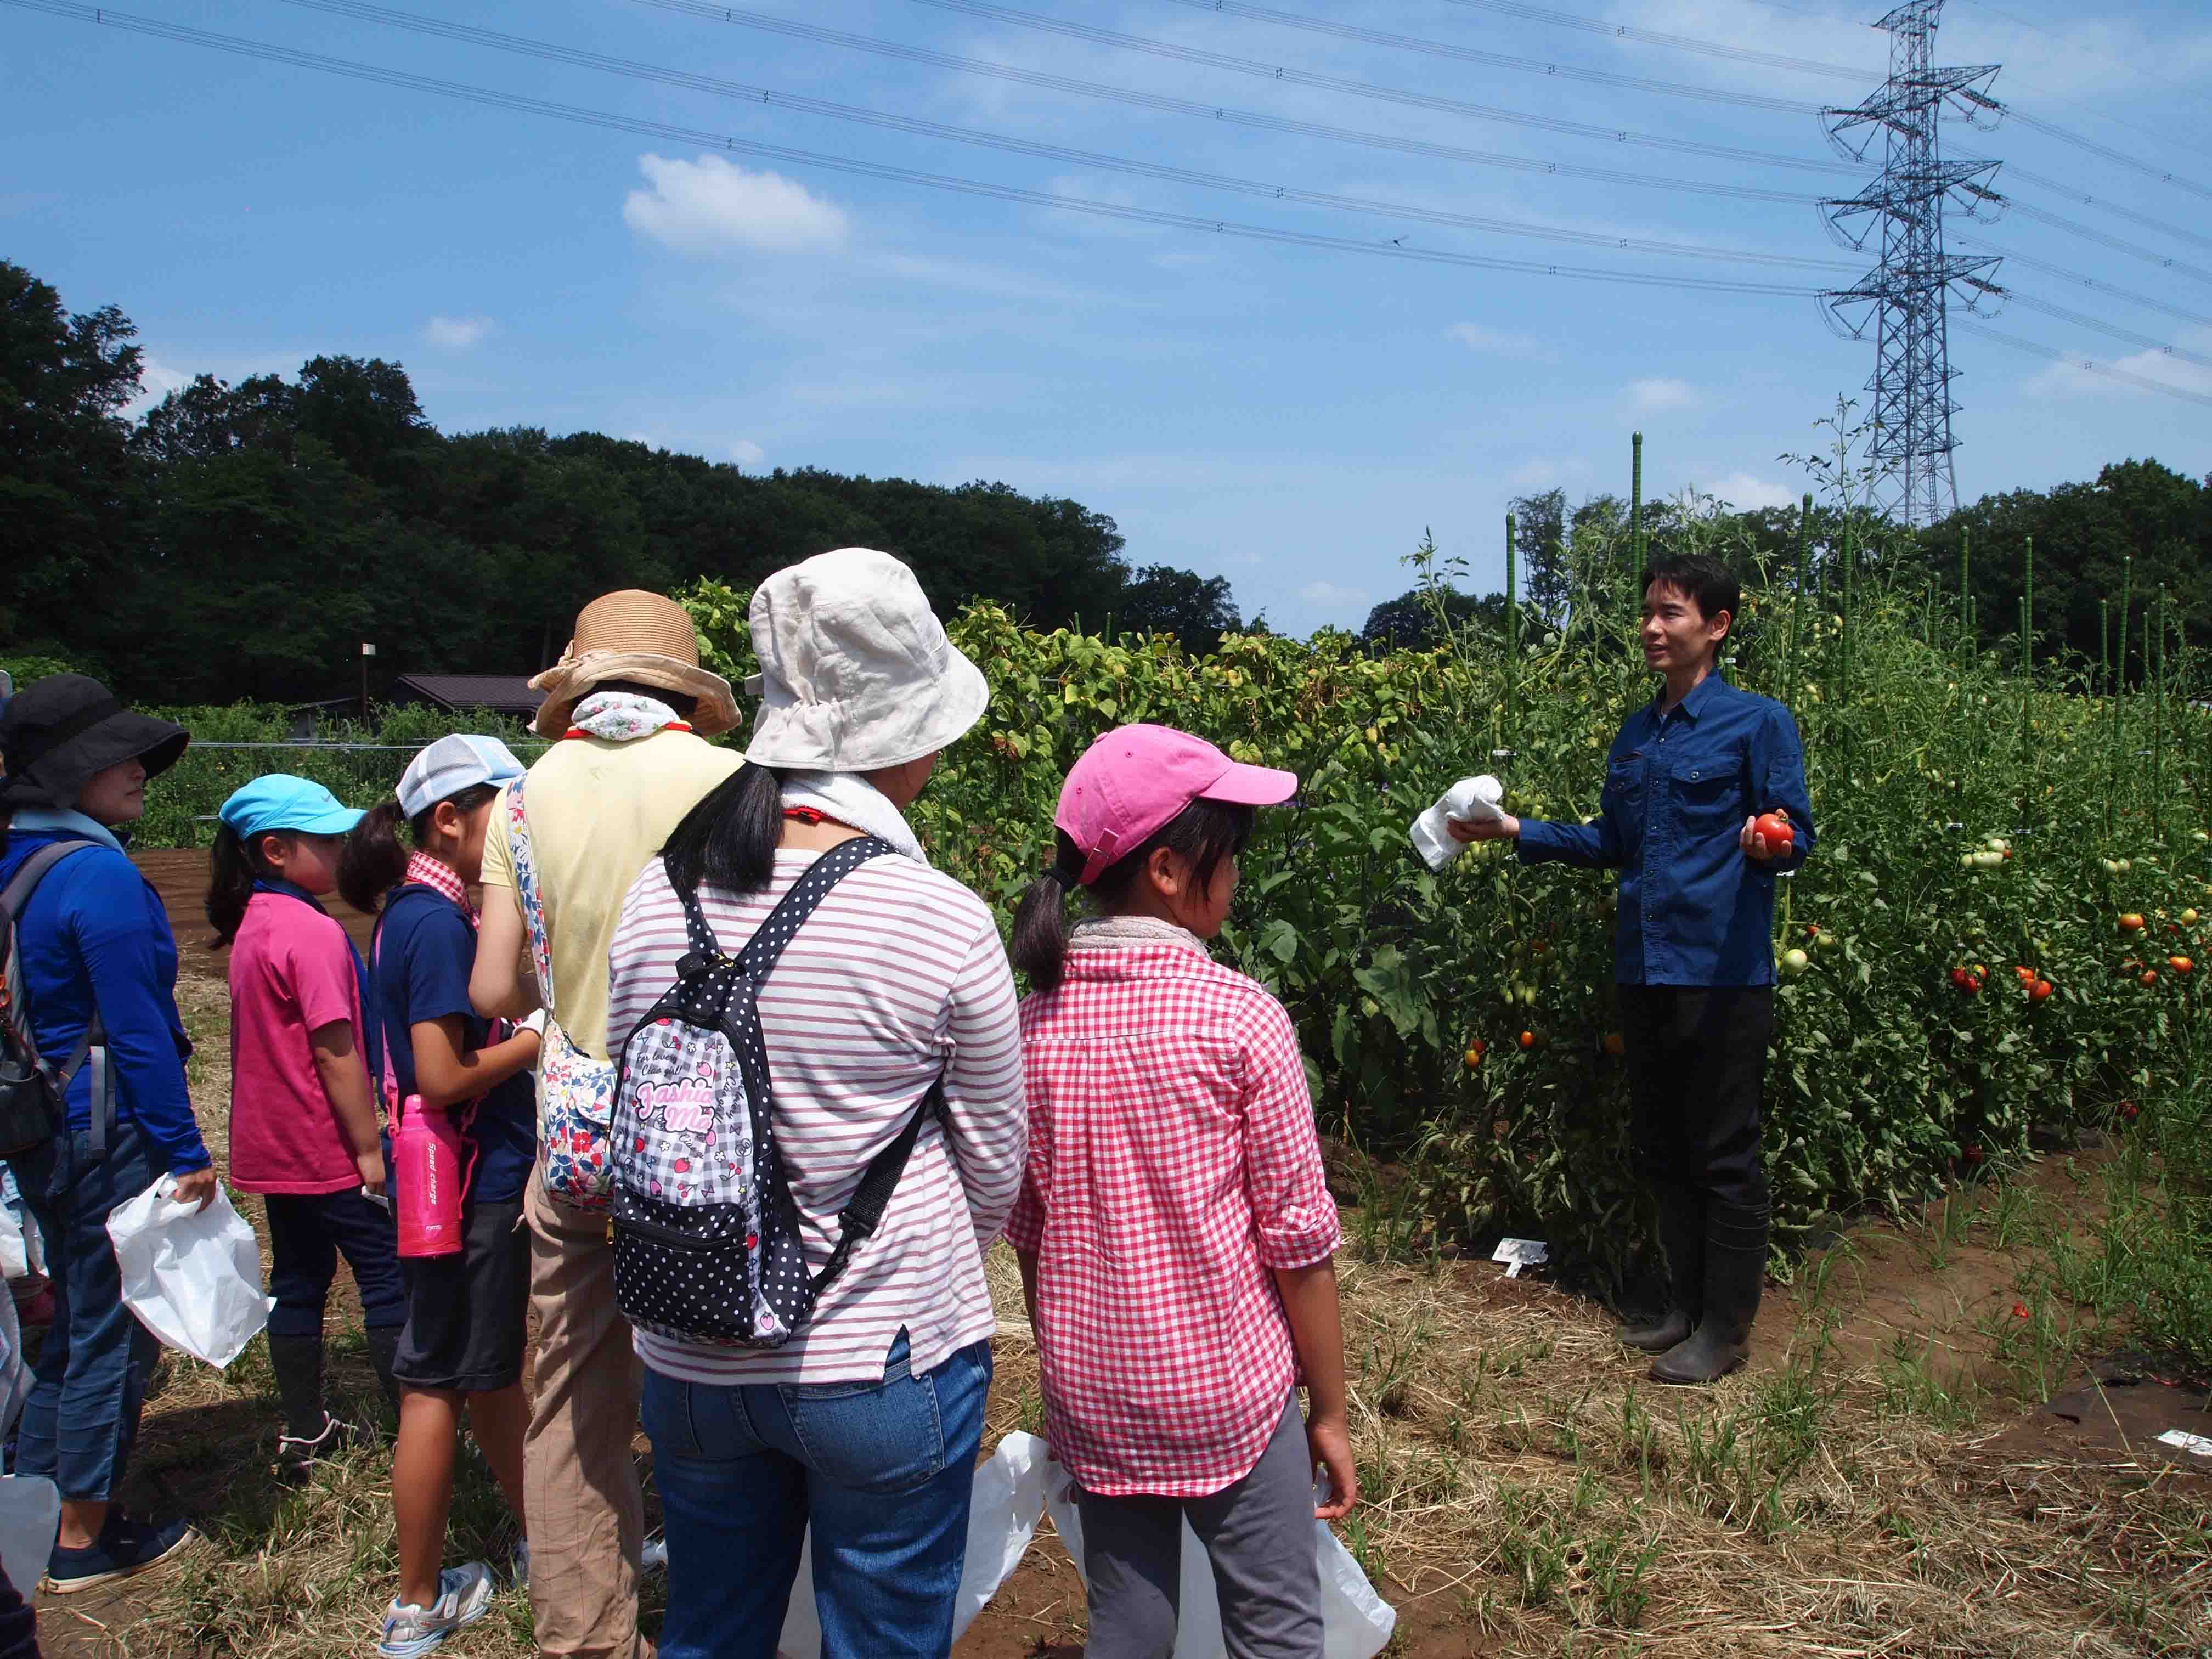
top-left (1075, 1392), bottom-right (1323, 1659)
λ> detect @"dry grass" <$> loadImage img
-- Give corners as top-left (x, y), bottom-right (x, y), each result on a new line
top-left (54, 985), bottom-right (2211, 1657)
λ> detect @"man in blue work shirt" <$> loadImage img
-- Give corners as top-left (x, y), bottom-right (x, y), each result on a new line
top-left (1452, 551), bottom-right (1815, 1383)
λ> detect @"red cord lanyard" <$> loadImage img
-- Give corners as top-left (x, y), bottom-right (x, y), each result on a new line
top-left (782, 806), bottom-right (855, 828)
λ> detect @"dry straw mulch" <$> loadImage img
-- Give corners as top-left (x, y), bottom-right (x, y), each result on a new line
top-left (46, 985), bottom-right (2210, 1657)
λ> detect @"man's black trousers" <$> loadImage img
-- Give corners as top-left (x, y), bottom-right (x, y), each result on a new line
top-left (1616, 984), bottom-right (1773, 1216)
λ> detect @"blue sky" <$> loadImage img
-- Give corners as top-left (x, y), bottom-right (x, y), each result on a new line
top-left (7, 0), bottom-right (2209, 633)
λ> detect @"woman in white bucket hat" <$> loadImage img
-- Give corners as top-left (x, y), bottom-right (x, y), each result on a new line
top-left (605, 549), bottom-right (1024, 1659)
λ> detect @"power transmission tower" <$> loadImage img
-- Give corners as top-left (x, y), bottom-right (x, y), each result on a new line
top-left (1818, 0), bottom-right (2007, 527)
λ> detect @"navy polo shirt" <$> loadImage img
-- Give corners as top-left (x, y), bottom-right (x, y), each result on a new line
top-left (369, 885), bottom-right (536, 1204)
top-left (1516, 673), bottom-right (1816, 988)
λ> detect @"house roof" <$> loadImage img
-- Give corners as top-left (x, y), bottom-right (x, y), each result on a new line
top-left (393, 674), bottom-right (543, 714)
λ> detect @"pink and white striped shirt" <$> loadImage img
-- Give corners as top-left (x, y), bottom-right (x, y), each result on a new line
top-left (606, 847), bottom-right (1024, 1385)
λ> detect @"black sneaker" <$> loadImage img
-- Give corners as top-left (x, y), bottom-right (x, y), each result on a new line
top-left (45, 1513), bottom-right (195, 1594)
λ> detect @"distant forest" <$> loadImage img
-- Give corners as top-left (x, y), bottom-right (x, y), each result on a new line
top-left (8, 258), bottom-right (2210, 704)
top-left (2, 259), bottom-right (1240, 705)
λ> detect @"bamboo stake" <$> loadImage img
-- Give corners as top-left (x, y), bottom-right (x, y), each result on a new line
top-left (1504, 512), bottom-right (1519, 755)
top-left (1629, 432), bottom-right (1644, 582)
top-left (2114, 557), bottom-right (2133, 833)
top-left (1959, 525), bottom-right (1970, 659)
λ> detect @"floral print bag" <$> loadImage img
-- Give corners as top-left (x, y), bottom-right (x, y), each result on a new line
top-left (506, 777), bottom-right (617, 1211)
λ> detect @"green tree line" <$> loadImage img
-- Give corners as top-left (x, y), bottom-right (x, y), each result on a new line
top-left (1364, 468), bottom-right (2212, 676)
top-left (2, 259), bottom-right (1243, 703)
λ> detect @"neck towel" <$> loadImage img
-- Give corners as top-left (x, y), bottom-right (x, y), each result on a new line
top-left (566, 690), bottom-right (689, 743)
top-left (778, 772), bottom-right (928, 865)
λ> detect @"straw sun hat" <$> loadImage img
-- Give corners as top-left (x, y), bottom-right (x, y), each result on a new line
top-left (744, 548), bottom-right (989, 772)
top-left (528, 589), bottom-right (742, 740)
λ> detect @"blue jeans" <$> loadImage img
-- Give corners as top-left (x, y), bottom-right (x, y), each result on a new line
top-left (7, 1121), bottom-right (163, 1502)
top-left (641, 1331), bottom-right (992, 1659)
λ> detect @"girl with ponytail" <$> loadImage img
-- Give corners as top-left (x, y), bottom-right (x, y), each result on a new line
top-left (208, 776), bottom-right (402, 1480)
top-left (1005, 724), bottom-right (1357, 1658)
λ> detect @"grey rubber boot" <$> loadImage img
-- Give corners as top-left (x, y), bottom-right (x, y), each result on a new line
top-left (1649, 1205), bottom-right (1767, 1385)
top-left (1615, 1182), bottom-right (1703, 1353)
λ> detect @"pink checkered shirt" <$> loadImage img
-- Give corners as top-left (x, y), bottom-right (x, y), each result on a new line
top-left (1006, 930), bottom-right (1341, 1497)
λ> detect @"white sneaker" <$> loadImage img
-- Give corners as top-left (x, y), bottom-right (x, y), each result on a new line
top-left (377, 1562), bottom-right (496, 1657)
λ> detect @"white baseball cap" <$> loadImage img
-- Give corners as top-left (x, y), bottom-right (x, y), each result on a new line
top-left (398, 734), bottom-right (526, 819)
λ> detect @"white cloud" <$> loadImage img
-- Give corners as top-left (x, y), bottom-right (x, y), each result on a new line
top-left (623, 154), bottom-right (849, 255)
top-left (728, 439), bottom-right (766, 468)
top-left (1448, 323), bottom-right (1553, 360)
top-left (1508, 458), bottom-right (1564, 490)
top-left (1628, 377), bottom-right (1700, 413)
top-left (122, 354), bottom-right (193, 417)
top-left (2025, 328), bottom-right (2212, 403)
top-left (1700, 471), bottom-right (1798, 511)
top-left (1299, 579), bottom-right (1371, 608)
top-left (422, 315), bottom-right (493, 351)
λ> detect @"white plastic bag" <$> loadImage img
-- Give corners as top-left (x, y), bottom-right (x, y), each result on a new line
top-left (0, 1206), bottom-right (30, 1284)
top-left (0, 1477), bottom-right (58, 1600)
top-left (1043, 1461), bottom-right (1396, 1659)
top-left (0, 1289), bottom-right (26, 1440)
top-left (776, 1430), bottom-right (1052, 1659)
top-left (1409, 775), bottom-right (1505, 872)
top-left (106, 1176), bottom-right (271, 1368)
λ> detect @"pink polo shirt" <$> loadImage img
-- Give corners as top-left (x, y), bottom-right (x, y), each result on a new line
top-left (226, 893), bottom-right (369, 1195)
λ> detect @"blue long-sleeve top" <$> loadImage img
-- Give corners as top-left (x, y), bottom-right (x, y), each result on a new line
top-left (0, 823), bottom-right (210, 1172)
top-left (1515, 673), bottom-right (1816, 988)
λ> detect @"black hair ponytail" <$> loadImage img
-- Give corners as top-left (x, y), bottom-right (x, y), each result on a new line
top-left (338, 800), bottom-right (409, 915)
top-left (1011, 832), bottom-right (1086, 994)
top-left (663, 763), bottom-right (786, 899)
top-left (1011, 801), bottom-right (1257, 994)
top-left (205, 824), bottom-right (269, 947)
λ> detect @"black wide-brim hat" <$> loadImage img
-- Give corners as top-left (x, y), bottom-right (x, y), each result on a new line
top-left (0, 674), bottom-right (190, 811)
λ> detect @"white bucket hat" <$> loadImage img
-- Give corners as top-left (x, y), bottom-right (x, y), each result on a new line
top-left (744, 548), bottom-right (990, 772)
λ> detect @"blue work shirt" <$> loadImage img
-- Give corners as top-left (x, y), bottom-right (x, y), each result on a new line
top-left (1516, 673), bottom-right (1815, 988)
top-left (0, 827), bottom-right (210, 1172)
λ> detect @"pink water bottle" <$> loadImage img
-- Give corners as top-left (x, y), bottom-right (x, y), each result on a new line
top-left (392, 1093), bottom-right (464, 1259)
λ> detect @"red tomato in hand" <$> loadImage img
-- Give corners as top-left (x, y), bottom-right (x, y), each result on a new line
top-left (1752, 811), bottom-right (1795, 855)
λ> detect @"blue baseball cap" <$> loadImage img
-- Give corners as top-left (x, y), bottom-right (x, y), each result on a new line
top-left (218, 774), bottom-right (365, 842)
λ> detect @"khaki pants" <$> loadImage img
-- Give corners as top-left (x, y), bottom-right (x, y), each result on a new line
top-left (524, 1173), bottom-right (651, 1659)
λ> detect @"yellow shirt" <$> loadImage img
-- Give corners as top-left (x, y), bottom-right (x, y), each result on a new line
top-left (479, 727), bottom-right (743, 1060)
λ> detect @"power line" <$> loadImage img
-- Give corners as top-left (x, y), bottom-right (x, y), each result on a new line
top-left (2, 0), bottom-right (1821, 298)
top-left (904, 0), bottom-right (1864, 176)
top-left (1152, 0), bottom-right (1815, 115)
top-left (1957, 238), bottom-right (2212, 329)
top-left (267, 0), bottom-right (1857, 273)
top-left (274, 0), bottom-right (2212, 371)
top-left (21, 0), bottom-right (2207, 411)
top-left (639, 0), bottom-right (1829, 206)
top-left (2002, 296), bottom-right (2212, 373)
top-left (2002, 198), bottom-right (2212, 287)
top-left (1147, 0), bottom-right (2212, 244)
top-left (1957, 320), bottom-right (2212, 408)
top-left (1428, 0), bottom-right (1872, 80)
top-left (1421, 0), bottom-right (2212, 204)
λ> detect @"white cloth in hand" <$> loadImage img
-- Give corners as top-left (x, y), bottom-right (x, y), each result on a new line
top-left (1409, 775), bottom-right (1505, 871)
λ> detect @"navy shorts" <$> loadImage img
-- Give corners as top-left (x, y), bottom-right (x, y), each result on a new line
top-left (392, 1197), bottom-right (528, 1393)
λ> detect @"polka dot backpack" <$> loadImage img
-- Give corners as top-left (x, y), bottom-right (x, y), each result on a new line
top-left (609, 836), bottom-right (945, 1348)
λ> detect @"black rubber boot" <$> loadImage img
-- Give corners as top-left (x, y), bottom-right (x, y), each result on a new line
top-left (1615, 1182), bottom-right (1704, 1353)
top-left (363, 1324), bottom-right (403, 1419)
top-left (269, 1335), bottom-right (335, 1480)
top-left (1649, 1205), bottom-right (1767, 1385)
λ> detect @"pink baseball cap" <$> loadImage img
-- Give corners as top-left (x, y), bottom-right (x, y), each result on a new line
top-left (1056, 724), bottom-right (1299, 885)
